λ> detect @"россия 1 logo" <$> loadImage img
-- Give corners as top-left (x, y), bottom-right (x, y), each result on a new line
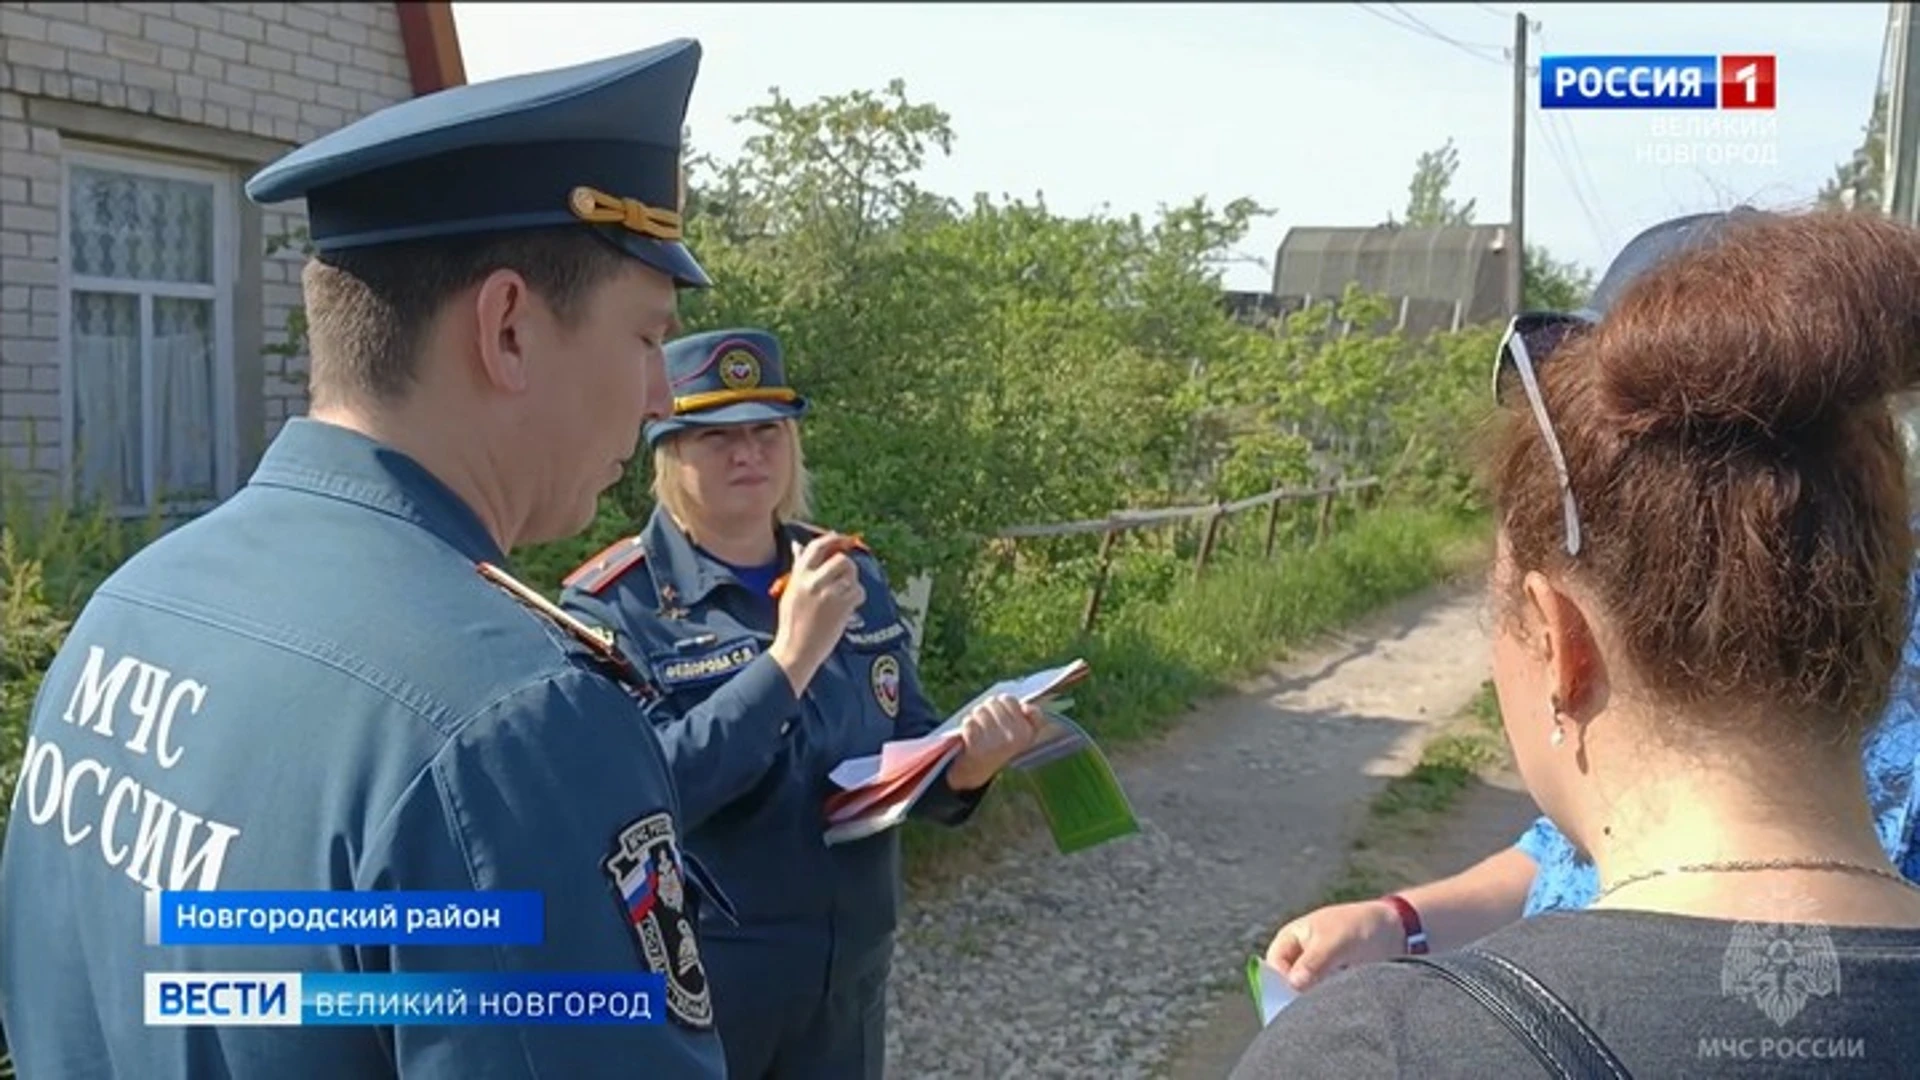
top-left (1541, 55), bottom-right (1776, 110)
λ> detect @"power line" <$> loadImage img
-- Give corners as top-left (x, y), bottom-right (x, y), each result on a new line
top-left (1351, 3), bottom-right (1507, 66)
top-left (1550, 110), bottom-right (1617, 249)
top-left (1385, 1), bottom-right (1505, 57)
top-left (1382, 2), bottom-right (1510, 63)
top-left (1471, 2), bottom-right (1515, 18)
top-left (1524, 20), bottom-right (1619, 257)
top-left (1532, 109), bottom-right (1612, 258)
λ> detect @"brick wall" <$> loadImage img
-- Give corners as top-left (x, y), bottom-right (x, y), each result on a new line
top-left (0, 2), bottom-right (414, 500)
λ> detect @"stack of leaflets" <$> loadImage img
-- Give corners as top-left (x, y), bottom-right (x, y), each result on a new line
top-left (823, 660), bottom-right (1140, 854)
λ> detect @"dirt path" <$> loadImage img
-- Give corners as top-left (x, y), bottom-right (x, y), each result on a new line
top-left (884, 582), bottom-right (1524, 1078)
top-left (1161, 767), bottom-right (1538, 1078)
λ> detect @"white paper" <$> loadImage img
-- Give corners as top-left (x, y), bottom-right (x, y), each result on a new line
top-left (826, 730), bottom-right (951, 790)
top-left (823, 743), bottom-right (964, 845)
top-left (828, 754), bottom-right (882, 791)
top-left (1254, 959), bottom-right (1298, 1025)
top-left (827, 660), bottom-right (1090, 790)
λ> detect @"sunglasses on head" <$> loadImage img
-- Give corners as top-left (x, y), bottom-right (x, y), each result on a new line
top-left (1492, 312), bottom-right (1592, 558)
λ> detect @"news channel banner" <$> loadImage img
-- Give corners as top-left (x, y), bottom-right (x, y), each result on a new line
top-left (143, 891), bottom-right (666, 1026)
top-left (1540, 53), bottom-right (1778, 111)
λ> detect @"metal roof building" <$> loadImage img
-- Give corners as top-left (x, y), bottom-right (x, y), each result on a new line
top-left (1269, 223), bottom-right (1517, 337)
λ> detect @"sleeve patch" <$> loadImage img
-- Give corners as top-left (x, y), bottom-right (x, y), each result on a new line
top-left (844, 620), bottom-right (910, 651)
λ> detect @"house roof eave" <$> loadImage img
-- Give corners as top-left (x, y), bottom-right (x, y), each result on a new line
top-left (395, 1), bottom-right (467, 97)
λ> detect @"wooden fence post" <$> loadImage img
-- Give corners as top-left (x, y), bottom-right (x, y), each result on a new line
top-left (1081, 525), bottom-right (1120, 634)
top-left (991, 475), bottom-right (1378, 633)
top-left (1195, 505), bottom-right (1224, 578)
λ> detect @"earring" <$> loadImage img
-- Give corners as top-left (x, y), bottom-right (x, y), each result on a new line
top-left (1549, 694), bottom-right (1566, 747)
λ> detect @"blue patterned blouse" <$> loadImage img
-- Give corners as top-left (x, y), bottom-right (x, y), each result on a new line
top-left (1516, 586), bottom-right (1920, 916)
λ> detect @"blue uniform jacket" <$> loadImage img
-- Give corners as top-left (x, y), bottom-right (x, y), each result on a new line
top-left (559, 509), bottom-right (983, 975)
top-left (0, 419), bottom-right (726, 1079)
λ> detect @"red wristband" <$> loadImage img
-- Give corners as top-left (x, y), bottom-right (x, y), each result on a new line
top-left (1380, 893), bottom-right (1429, 955)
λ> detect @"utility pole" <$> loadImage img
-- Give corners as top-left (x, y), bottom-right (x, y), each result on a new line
top-left (1889, 2), bottom-right (1920, 224)
top-left (1508, 10), bottom-right (1528, 314)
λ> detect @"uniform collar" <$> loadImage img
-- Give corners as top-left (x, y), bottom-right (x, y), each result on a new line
top-left (640, 507), bottom-right (796, 612)
top-left (246, 417), bottom-right (506, 565)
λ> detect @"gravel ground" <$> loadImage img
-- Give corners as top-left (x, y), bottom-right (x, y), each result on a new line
top-left (882, 584), bottom-right (1496, 1079)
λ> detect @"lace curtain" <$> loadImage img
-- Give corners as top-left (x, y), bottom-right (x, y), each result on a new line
top-left (67, 164), bottom-right (217, 508)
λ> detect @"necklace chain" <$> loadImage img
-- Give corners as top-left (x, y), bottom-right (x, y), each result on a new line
top-left (1596, 856), bottom-right (1920, 901)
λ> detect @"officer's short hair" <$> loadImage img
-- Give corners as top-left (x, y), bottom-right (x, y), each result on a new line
top-left (650, 418), bottom-right (813, 526)
top-left (302, 227), bottom-right (635, 409)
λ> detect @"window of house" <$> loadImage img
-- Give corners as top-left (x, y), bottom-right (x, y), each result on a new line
top-left (61, 146), bottom-right (236, 514)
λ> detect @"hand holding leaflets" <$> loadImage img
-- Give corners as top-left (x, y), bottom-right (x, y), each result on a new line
top-left (823, 660), bottom-right (1140, 853)
top-left (944, 694), bottom-right (1044, 792)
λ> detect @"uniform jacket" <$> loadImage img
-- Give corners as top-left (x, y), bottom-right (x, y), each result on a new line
top-left (559, 508), bottom-right (983, 969)
top-left (0, 419), bottom-right (727, 1079)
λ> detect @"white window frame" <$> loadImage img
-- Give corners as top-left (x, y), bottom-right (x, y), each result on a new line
top-left (58, 142), bottom-right (240, 517)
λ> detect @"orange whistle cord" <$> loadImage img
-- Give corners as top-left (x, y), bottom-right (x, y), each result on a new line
top-left (768, 534), bottom-right (864, 599)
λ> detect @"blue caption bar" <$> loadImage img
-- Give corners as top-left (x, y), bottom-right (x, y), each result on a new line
top-left (1540, 55), bottom-right (1719, 110)
top-left (143, 971), bottom-right (667, 1026)
top-left (304, 972), bottom-right (665, 1026)
top-left (153, 891), bottom-right (544, 946)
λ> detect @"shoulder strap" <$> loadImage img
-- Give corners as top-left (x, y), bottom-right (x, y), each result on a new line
top-left (1393, 947), bottom-right (1632, 1080)
top-left (562, 536), bottom-right (647, 595)
top-left (476, 562), bottom-right (660, 703)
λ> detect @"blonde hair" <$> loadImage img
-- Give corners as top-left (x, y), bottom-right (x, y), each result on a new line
top-left (651, 418), bottom-right (813, 529)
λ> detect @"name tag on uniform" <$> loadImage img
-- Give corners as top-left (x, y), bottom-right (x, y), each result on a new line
top-left (844, 620), bottom-right (909, 651)
top-left (652, 638), bottom-right (760, 688)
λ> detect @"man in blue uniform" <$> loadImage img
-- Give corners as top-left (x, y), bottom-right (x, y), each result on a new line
top-left (558, 329), bottom-right (1042, 1078)
top-left (0, 41), bottom-right (740, 1079)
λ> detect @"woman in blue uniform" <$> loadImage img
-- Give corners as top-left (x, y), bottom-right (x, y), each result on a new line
top-left (559, 327), bottom-right (1040, 1079)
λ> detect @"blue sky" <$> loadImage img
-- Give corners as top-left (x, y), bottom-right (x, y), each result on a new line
top-left (451, 3), bottom-right (1891, 292)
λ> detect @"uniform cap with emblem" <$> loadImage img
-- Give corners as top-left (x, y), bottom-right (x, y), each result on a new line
top-left (244, 39), bottom-right (710, 288)
top-left (645, 328), bottom-right (810, 447)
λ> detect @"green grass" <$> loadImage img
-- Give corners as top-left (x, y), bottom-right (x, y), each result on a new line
top-left (926, 503), bottom-right (1490, 743)
top-left (900, 504), bottom-right (1493, 885)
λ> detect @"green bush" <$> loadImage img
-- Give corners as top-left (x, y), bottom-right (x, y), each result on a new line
top-left (1, 473), bottom-right (169, 845)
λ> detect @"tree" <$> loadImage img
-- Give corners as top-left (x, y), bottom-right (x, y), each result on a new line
top-left (1818, 90), bottom-right (1888, 212)
top-left (46, 79), bottom-right (1502, 822)
top-left (1523, 244), bottom-right (1594, 312)
top-left (1386, 140), bottom-right (1592, 311)
top-left (1393, 138), bottom-right (1478, 227)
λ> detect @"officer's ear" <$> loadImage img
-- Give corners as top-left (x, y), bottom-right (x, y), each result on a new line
top-left (471, 268), bottom-right (539, 395)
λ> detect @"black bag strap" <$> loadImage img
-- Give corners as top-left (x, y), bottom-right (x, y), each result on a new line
top-left (1392, 947), bottom-right (1633, 1080)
